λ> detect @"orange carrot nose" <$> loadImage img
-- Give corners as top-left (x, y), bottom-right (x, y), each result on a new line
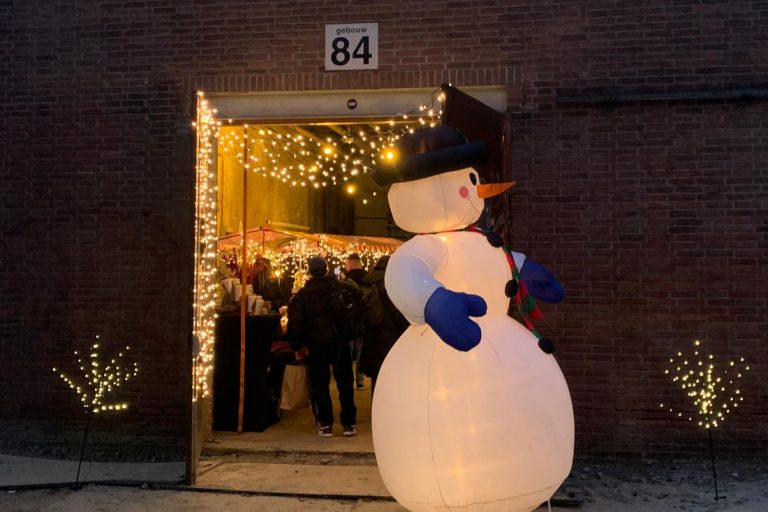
top-left (477, 181), bottom-right (515, 198)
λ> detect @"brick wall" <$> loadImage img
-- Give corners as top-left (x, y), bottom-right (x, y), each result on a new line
top-left (1, 1), bottom-right (765, 459)
top-left (510, 103), bottom-right (768, 456)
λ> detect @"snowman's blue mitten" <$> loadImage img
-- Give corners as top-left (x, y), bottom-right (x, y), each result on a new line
top-left (424, 287), bottom-right (487, 351)
top-left (519, 259), bottom-right (564, 303)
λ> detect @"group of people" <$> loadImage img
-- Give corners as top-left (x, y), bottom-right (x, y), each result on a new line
top-left (286, 253), bottom-right (409, 438)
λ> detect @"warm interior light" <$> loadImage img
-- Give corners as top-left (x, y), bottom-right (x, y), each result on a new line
top-left (381, 148), bottom-right (397, 161)
top-left (192, 91), bottom-right (442, 395)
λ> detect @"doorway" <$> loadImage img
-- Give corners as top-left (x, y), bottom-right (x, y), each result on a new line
top-left (189, 86), bottom-right (507, 491)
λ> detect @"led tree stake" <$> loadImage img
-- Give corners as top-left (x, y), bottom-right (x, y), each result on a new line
top-left (660, 339), bottom-right (750, 500)
top-left (52, 335), bottom-right (139, 488)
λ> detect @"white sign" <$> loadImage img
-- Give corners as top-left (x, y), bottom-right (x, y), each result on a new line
top-left (325, 23), bottom-right (378, 71)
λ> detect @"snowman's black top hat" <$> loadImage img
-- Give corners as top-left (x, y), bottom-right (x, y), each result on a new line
top-left (372, 125), bottom-right (490, 186)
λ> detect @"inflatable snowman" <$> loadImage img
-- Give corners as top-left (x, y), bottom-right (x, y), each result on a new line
top-left (371, 126), bottom-right (574, 512)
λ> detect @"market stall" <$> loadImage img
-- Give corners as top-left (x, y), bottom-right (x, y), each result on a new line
top-left (211, 226), bottom-right (403, 432)
top-left (217, 227), bottom-right (402, 286)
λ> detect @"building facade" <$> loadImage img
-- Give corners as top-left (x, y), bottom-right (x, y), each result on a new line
top-left (1, 0), bottom-right (766, 464)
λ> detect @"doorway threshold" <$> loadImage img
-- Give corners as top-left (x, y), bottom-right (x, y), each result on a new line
top-left (194, 460), bottom-right (391, 500)
top-left (198, 383), bottom-right (384, 498)
top-left (204, 428), bottom-right (374, 458)
top-left (204, 378), bottom-right (375, 458)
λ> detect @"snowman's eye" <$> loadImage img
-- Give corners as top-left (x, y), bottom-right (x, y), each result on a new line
top-left (469, 173), bottom-right (477, 185)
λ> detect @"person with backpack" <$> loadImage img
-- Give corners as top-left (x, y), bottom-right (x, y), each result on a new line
top-left (286, 256), bottom-right (358, 437)
top-left (359, 255), bottom-right (410, 396)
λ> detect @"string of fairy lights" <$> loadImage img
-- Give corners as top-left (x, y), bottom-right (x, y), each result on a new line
top-left (216, 237), bottom-right (397, 290)
top-left (192, 92), bottom-right (222, 399)
top-left (191, 90), bottom-right (442, 399)
top-left (52, 335), bottom-right (139, 413)
top-left (660, 339), bottom-right (750, 429)
top-left (216, 106), bottom-right (441, 191)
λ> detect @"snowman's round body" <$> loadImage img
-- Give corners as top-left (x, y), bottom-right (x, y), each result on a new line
top-left (372, 231), bottom-right (574, 512)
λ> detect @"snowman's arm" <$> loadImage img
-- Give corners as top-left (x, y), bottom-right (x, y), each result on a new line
top-left (384, 235), bottom-right (447, 325)
top-left (516, 253), bottom-right (565, 304)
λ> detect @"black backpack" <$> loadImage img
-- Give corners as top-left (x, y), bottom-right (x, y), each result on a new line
top-left (330, 281), bottom-right (365, 342)
top-left (362, 282), bottom-right (385, 328)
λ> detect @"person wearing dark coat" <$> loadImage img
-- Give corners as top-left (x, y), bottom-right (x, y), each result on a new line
top-left (358, 255), bottom-right (410, 396)
top-left (287, 256), bottom-right (357, 437)
top-left (343, 253), bottom-right (367, 286)
top-left (342, 253), bottom-right (366, 388)
top-left (251, 257), bottom-right (289, 312)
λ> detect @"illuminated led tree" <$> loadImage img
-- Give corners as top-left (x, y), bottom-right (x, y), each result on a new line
top-left (660, 339), bottom-right (750, 500)
top-left (52, 335), bottom-right (139, 487)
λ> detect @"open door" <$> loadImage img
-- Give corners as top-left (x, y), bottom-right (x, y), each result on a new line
top-left (441, 83), bottom-right (508, 184)
top-left (441, 83), bottom-right (510, 232)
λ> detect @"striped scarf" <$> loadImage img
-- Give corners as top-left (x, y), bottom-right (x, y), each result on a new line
top-left (465, 225), bottom-right (544, 338)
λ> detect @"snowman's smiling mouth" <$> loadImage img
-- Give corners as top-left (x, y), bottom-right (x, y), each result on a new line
top-left (467, 197), bottom-right (482, 215)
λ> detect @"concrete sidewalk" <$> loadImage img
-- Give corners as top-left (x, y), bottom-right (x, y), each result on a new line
top-left (0, 454), bottom-right (184, 487)
top-left (3, 455), bottom-right (768, 512)
top-left (1, 486), bottom-right (407, 512)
